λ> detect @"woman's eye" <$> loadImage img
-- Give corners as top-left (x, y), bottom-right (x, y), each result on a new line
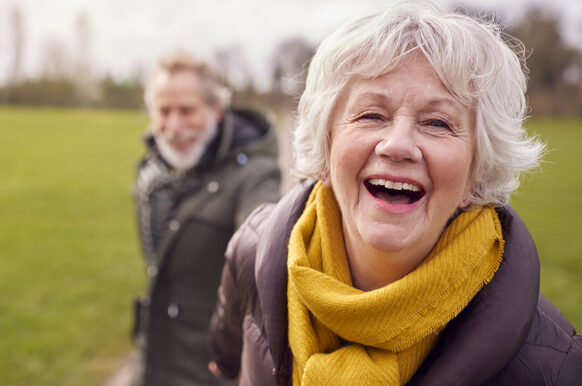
top-left (424, 119), bottom-right (450, 130)
top-left (357, 113), bottom-right (384, 121)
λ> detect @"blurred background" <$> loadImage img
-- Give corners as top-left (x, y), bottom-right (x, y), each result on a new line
top-left (0, 0), bottom-right (581, 385)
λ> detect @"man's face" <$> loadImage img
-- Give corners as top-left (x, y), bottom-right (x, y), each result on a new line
top-left (149, 69), bottom-right (222, 170)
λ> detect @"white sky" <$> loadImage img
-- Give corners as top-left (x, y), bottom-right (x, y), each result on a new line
top-left (1, 0), bottom-right (581, 88)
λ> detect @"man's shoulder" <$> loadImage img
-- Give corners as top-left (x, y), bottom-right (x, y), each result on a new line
top-left (231, 108), bottom-right (271, 133)
top-left (136, 134), bottom-right (165, 171)
top-left (135, 149), bottom-right (171, 191)
top-left (229, 108), bottom-right (275, 150)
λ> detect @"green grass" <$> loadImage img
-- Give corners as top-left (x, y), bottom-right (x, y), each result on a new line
top-left (0, 108), bottom-right (580, 385)
top-left (0, 107), bottom-right (148, 385)
top-left (511, 117), bottom-right (582, 330)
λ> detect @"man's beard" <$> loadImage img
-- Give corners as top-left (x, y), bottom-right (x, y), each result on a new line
top-left (154, 114), bottom-right (219, 172)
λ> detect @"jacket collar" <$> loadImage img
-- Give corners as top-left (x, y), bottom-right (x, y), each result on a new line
top-left (255, 186), bottom-right (540, 385)
top-left (255, 181), bottom-right (313, 383)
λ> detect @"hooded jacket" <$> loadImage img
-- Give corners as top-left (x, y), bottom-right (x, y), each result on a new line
top-left (134, 108), bottom-right (281, 386)
top-left (210, 181), bottom-right (582, 386)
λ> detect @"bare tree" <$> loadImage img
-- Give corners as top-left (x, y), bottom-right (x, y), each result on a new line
top-left (73, 10), bottom-right (101, 104)
top-left (508, 6), bottom-right (581, 115)
top-left (269, 36), bottom-right (315, 98)
top-left (75, 11), bottom-right (91, 79)
top-left (213, 45), bottom-right (254, 91)
top-left (9, 4), bottom-right (25, 84)
top-left (40, 37), bottom-right (71, 80)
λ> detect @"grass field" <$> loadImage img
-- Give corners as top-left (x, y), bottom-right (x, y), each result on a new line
top-left (510, 117), bottom-right (582, 328)
top-left (0, 107), bottom-right (148, 385)
top-left (0, 107), bottom-right (580, 385)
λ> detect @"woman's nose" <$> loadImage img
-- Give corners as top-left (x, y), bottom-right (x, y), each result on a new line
top-left (375, 118), bottom-right (422, 162)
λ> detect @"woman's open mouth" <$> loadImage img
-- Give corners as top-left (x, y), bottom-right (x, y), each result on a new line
top-left (365, 178), bottom-right (425, 205)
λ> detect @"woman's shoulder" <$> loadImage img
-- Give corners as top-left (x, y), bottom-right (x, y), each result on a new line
top-left (488, 295), bottom-right (582, 385)
top-left (526, 295), bottom-right (582, 383)
top-left (225, 202), bottom-right (276, 273)
top-left (225, 180), bottom-right (314, 274)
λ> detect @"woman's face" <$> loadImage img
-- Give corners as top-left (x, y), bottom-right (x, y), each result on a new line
top-left (327, 52), bottom-right (475, 278)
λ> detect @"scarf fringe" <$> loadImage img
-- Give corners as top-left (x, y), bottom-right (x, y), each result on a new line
top-left (384, 233), bottom-right (503, 351)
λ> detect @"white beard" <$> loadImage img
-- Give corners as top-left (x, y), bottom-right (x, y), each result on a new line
top-left (154, 114), bottom-right (219, 171)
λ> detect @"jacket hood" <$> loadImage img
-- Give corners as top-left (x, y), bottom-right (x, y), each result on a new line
top-left (212, 107), bottom-right (278, 164)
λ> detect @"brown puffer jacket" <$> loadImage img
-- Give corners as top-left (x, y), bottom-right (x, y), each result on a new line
top-left (210, 182), bottom-right (582, 386)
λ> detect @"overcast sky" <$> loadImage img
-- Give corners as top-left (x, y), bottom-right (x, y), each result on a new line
top-left (1, 0), bottom-right (581, 88)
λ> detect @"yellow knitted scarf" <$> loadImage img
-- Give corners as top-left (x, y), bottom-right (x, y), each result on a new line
top-left (287, 182), bottom-right (504, 385)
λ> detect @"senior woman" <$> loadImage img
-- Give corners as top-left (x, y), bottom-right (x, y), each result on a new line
top-left (209, 2), bottom-right (582, 385)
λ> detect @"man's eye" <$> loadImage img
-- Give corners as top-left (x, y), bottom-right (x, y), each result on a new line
top-left (180, 107), bottom-right (196, 115)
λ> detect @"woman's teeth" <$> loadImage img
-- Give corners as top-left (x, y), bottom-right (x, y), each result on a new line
top-left (368, 178), bottom-right (421, 192)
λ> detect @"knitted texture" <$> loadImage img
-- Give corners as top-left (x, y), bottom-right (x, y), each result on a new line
top-left (287, 182), bottom-right (504, 385)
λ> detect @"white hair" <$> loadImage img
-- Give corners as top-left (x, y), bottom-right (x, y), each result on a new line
top-left (293, 1), bottom-right (545, 206)
top-left (144, 50), bottom-right (231, 111)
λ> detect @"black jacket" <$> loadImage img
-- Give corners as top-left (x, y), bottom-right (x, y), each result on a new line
top-left (210, 181), bottom-right (582, 385)
top-left (134, 108), bottom-right (281, 386)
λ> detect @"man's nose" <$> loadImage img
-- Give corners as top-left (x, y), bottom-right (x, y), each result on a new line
top-left (164, 111), bottom-right (187, 135)
top-left (374, 118), bottom-right (422, 162)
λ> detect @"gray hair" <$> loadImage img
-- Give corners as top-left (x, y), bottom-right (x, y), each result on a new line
top-left (144, 50), bottom-right (232, 110)
top-left (293, 1), bottom-right (545, 206)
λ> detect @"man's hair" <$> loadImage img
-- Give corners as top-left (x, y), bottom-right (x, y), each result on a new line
top-left (292, 0), bottom-right (545, 207)
top-left (144, 50), bottom-right (232, 110)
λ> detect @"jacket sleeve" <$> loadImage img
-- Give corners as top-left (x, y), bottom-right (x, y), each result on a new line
top-left (209, 204), bottom-right (273, 379)
top-left (536, 294), bottom-right (582, 385)
top-left (556, 334), bottom-right (582, 385)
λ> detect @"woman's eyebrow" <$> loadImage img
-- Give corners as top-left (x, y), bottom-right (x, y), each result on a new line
top-left (426, 98), bottom-right (463, 114)
top-left (349, 91), bottom-right (391, 107)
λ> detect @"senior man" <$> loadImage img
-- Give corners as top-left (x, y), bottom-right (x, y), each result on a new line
top-left (131, 50), bottom-right (281, 386)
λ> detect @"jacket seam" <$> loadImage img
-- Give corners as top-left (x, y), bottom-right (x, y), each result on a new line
top-left (552, 338), bottom-right (575, 386)
top-left (522, 341), bottom-right (569, 354)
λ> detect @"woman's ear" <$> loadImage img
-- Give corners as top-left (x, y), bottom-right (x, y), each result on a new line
top-left (321, 168), bottom-right (331, 187)
top-left (458, 186), bottom-right (475, 209)
top-left (458, 197), bottom-right (472, 209)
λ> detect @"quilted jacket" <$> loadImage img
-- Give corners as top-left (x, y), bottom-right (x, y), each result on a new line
top-left (210, 181), bottom-right (582, 386)
top-left (134, 108), bottom-right (281, 386)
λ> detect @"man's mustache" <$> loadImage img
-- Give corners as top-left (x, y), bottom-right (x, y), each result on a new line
top-left (157, 128), bottom-right (202, 144)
